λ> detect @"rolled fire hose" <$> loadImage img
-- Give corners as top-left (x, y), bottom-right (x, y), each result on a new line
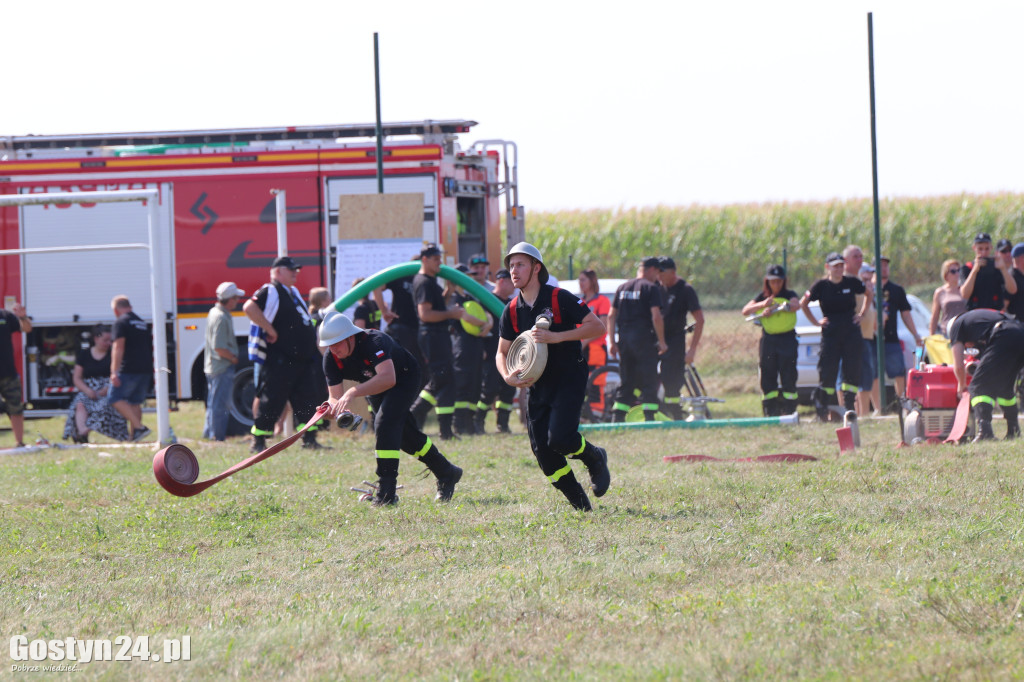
top-left (505, 316), bottom-right (550, 383)
top-left (153, 403), bottom-right (331, 498)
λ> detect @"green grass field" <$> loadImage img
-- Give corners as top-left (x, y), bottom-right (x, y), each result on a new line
top-left (3, 387), bottom-right (1023, 679)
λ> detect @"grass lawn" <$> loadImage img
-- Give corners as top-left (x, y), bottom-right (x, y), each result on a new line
top-left (2, 393), bottom-right (1022, 680)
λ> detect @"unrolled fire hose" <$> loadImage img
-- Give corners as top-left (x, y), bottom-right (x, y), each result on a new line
top-left (153, 403), bottom-right (332, 497)
top-left (505, 316), bottom-right (550, 384)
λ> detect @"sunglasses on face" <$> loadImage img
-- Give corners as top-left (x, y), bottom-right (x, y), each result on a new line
top-left (948, 267), bottom-right (960, 274)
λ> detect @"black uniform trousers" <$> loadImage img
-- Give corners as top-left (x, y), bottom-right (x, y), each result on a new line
top-left (659, 335), bottom-right (687, 420)
top-left (526, 359), bottom-right (590, 479)
top-left (253, 352), bottom-right (324, 436)
top-left (969, 323), bottom-right (1024, 408)
top-left (759, 330), bottom-right (798, 416)
top-left (411, 325), bottom-right (455, 435)
top-left (385, 322), bottom-right (423, 374)
top-left (613, 332), bottom-right (661, 418)
top-left (452, 332), bottom-right (484, 432)
top-left (817, 318), bottom-right (860, 412)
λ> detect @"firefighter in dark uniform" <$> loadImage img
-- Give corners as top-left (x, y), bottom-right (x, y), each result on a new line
top-left (607, 257), bottom-right (666, 422)
top-left (959, 232), bottom-right (1017, 311)
top-left (496, 242), bottom-right (610, 511)
top-left (375, 259), bottom-right (422, 371)
top-left (450, 263), bottom-right (491, 435)
top-left (244, 256), bottom-right (325, 452)
top-left (409, 244), bottom-right (484, 440)
top-left (799, 252), bottom-right (868, 420)
top-left (741, 264), bottom-right (801, 416)
top-left (657, 256), bottom-right (704, 420)
top-left (948, 309), bottom-right (1024, 441)
top-left (476, 268), bottom-right (517, 433)
top-left (319, 312), bottom-right (462, 505)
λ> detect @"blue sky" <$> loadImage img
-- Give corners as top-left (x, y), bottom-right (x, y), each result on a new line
top-left (5, 1), bottom-right (1023, 211)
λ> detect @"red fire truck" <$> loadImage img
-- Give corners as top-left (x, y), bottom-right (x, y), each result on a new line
top-left (0, 119), bottom-right (523, 430)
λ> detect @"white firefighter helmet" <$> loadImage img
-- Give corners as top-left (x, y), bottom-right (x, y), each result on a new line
top-left (318, 311), bottom-right (363, 347)
top-left (504, 242), bottom-right (550, 284)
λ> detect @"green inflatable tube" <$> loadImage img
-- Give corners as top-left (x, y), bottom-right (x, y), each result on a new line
top-left (330, 262), bottom-right (506, 318)
top-left (578, 414), bottom-right (799, 432)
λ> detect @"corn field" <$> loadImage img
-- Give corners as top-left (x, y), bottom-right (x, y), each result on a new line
top-left (528, 193), bottom-right (1024, 309)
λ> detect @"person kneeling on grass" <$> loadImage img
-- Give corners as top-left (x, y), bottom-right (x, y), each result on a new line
top-left (319, 311), bottom-right (462, 506)
top-left (495, 242), bottom-right (611, 511)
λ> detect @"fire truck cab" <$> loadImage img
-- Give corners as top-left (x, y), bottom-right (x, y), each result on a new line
top-left (0, 119), bottom-right (523, 431)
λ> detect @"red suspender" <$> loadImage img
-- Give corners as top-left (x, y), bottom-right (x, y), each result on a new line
top-left (510, 290), bottom-right (563, 334)
top-left (550, 287), bottom-right (561, 323)
top-left (510, 295), bottom-right (520, 334)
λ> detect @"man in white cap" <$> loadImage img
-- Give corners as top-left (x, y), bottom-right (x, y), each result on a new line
top-left (204, 282), bottom-right (245, 441)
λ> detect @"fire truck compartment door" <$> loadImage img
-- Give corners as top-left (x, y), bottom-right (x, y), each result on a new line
top-left (19, 184), bottom-right (175, 324)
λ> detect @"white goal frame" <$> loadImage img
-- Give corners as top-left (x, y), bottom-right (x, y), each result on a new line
top-left (0, 189), bottom-right (171, 445)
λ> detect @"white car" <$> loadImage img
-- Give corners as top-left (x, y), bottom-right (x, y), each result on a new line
top-left (794, 293), bottom-right (931, 404)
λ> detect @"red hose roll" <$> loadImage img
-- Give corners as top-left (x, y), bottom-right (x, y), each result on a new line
top-left (153, 403), bottom-right (331, 497)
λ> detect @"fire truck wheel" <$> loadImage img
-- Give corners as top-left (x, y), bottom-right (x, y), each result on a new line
top-left (227, 365), bottom-right (256, 435)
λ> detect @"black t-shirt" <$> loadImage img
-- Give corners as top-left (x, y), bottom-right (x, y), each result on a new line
top-left (353, 300), bottom-right (381, 330)
top-left (807, 276), bottom-right (866, 320)
top-left (662, 280), bottom-right (701, 341)
top-left (499, 285), bottom-right (591, 385)
top-left (412, 273), bottom-right (448, 330)
top-left (611, 277), bottom-right (663, 339)
top-left (881, 280), bottom-right (912, 343)
top-left (959, 260), bottom-right (1007, 311)
top-left (1007, 269), bottom-right (1024, 320)
top-left (0, 310), bottom-right (19, 378)
top-left (76, 347), bottom-right (111, 379)
top-left (948, 308), bottom-right (1011, 350)
top-left (253, 283), bottom-right (317, 361)
top-left (386, 276), bottom-right (418, 328)
top-left (322, 329), bottom-right (417, 387)
top-left (112, 311), bottom-right (153, 374)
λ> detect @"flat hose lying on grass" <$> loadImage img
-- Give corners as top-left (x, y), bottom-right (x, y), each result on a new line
top-left (153, 403), bottom-right (331, 497)
top-left (505, 316), bottom-right (550, 383)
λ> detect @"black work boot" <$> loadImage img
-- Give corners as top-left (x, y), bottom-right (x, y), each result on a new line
top-left (1003, 405), bottom-right (1020, 440)
top-left (454, 408), bottom-right (473, 437)
top-left (434, 465), bottom-right (463, 502)
top-left (972, 403), bottom-right (995, 443)
top-left (474, 408), bottom-right (487, 434)
top-left (301, 430), bottom-right (326, 450)
top-left (438, 414), bottom-right (456, 440)
top-left (250, 435), bottom-right (267, 454)
top-left (552, 474), bottom-right (592, 511)
top-left (574, 442), bottom-right (611, 497)
top-left (372, 459), bottom-right (400, 507)
top-left (761, 397), bottom-right (779, 418)
top-left (496, 408), bottom-right (511, 433)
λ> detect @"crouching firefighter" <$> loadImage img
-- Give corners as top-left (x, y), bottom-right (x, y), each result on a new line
top-left (319, 312), bottom-right (463, 506)
top-left (948, 309), bottom-right (1024, 442)
top-left (495, 242), bottom-right (612, 511)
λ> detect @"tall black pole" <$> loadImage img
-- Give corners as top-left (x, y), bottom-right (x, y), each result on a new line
top-left (867, 13), bottom-right (886, 406)
top-left (374, 32), bottom-right (384, 194)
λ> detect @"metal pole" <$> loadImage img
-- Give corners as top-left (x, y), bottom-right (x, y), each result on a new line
top-left (146, 190), bottom-right (172, 445)
top-left (867, 13), bottom-right (887, 407)
top-left (271, 189), bottom-right (287, 256)
top-left (374, 32), bottom-right (384, 194)
top-left (568, 255), bottom-right (574, 281)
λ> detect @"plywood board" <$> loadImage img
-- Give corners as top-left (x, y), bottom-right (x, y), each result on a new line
top-left (338, 193), bottom-right (422, 240)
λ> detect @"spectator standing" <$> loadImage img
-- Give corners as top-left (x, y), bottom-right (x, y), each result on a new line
top-left (0, 302), bottom-right (32, 447)
top-left (607, 258), bottom-right (666, 422)
top-left (878, 257), bottom-right (923, 399)
top-left (109, 296), bottom-right (153, 442)
top-left (203, 282), bottom-right (244, 442)
top-left (929, 260), bottom-right (967, 336)
top-left (350, 280), bottom-right (381, 330)
top-left (658, 256), bottom-right (703, 420)
top-left (244, 256), bottom-right (324, 453)
top-left (856, 264), bottom-right (881, 416)
top-left (740, 264), bottom-right (799, 416)
top-left (1007, 243), bottom-right (1024, 320)
top-left (375, 258), bottom-right (421, 365)
top-left (450, 263), bottom-right (491, 435)
top-left (578, 269), bottom-right (610, 419)
top-left (800, 252), bottom-right (867, 420)
top-left (960, 232), bottom-right (1017, 311)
